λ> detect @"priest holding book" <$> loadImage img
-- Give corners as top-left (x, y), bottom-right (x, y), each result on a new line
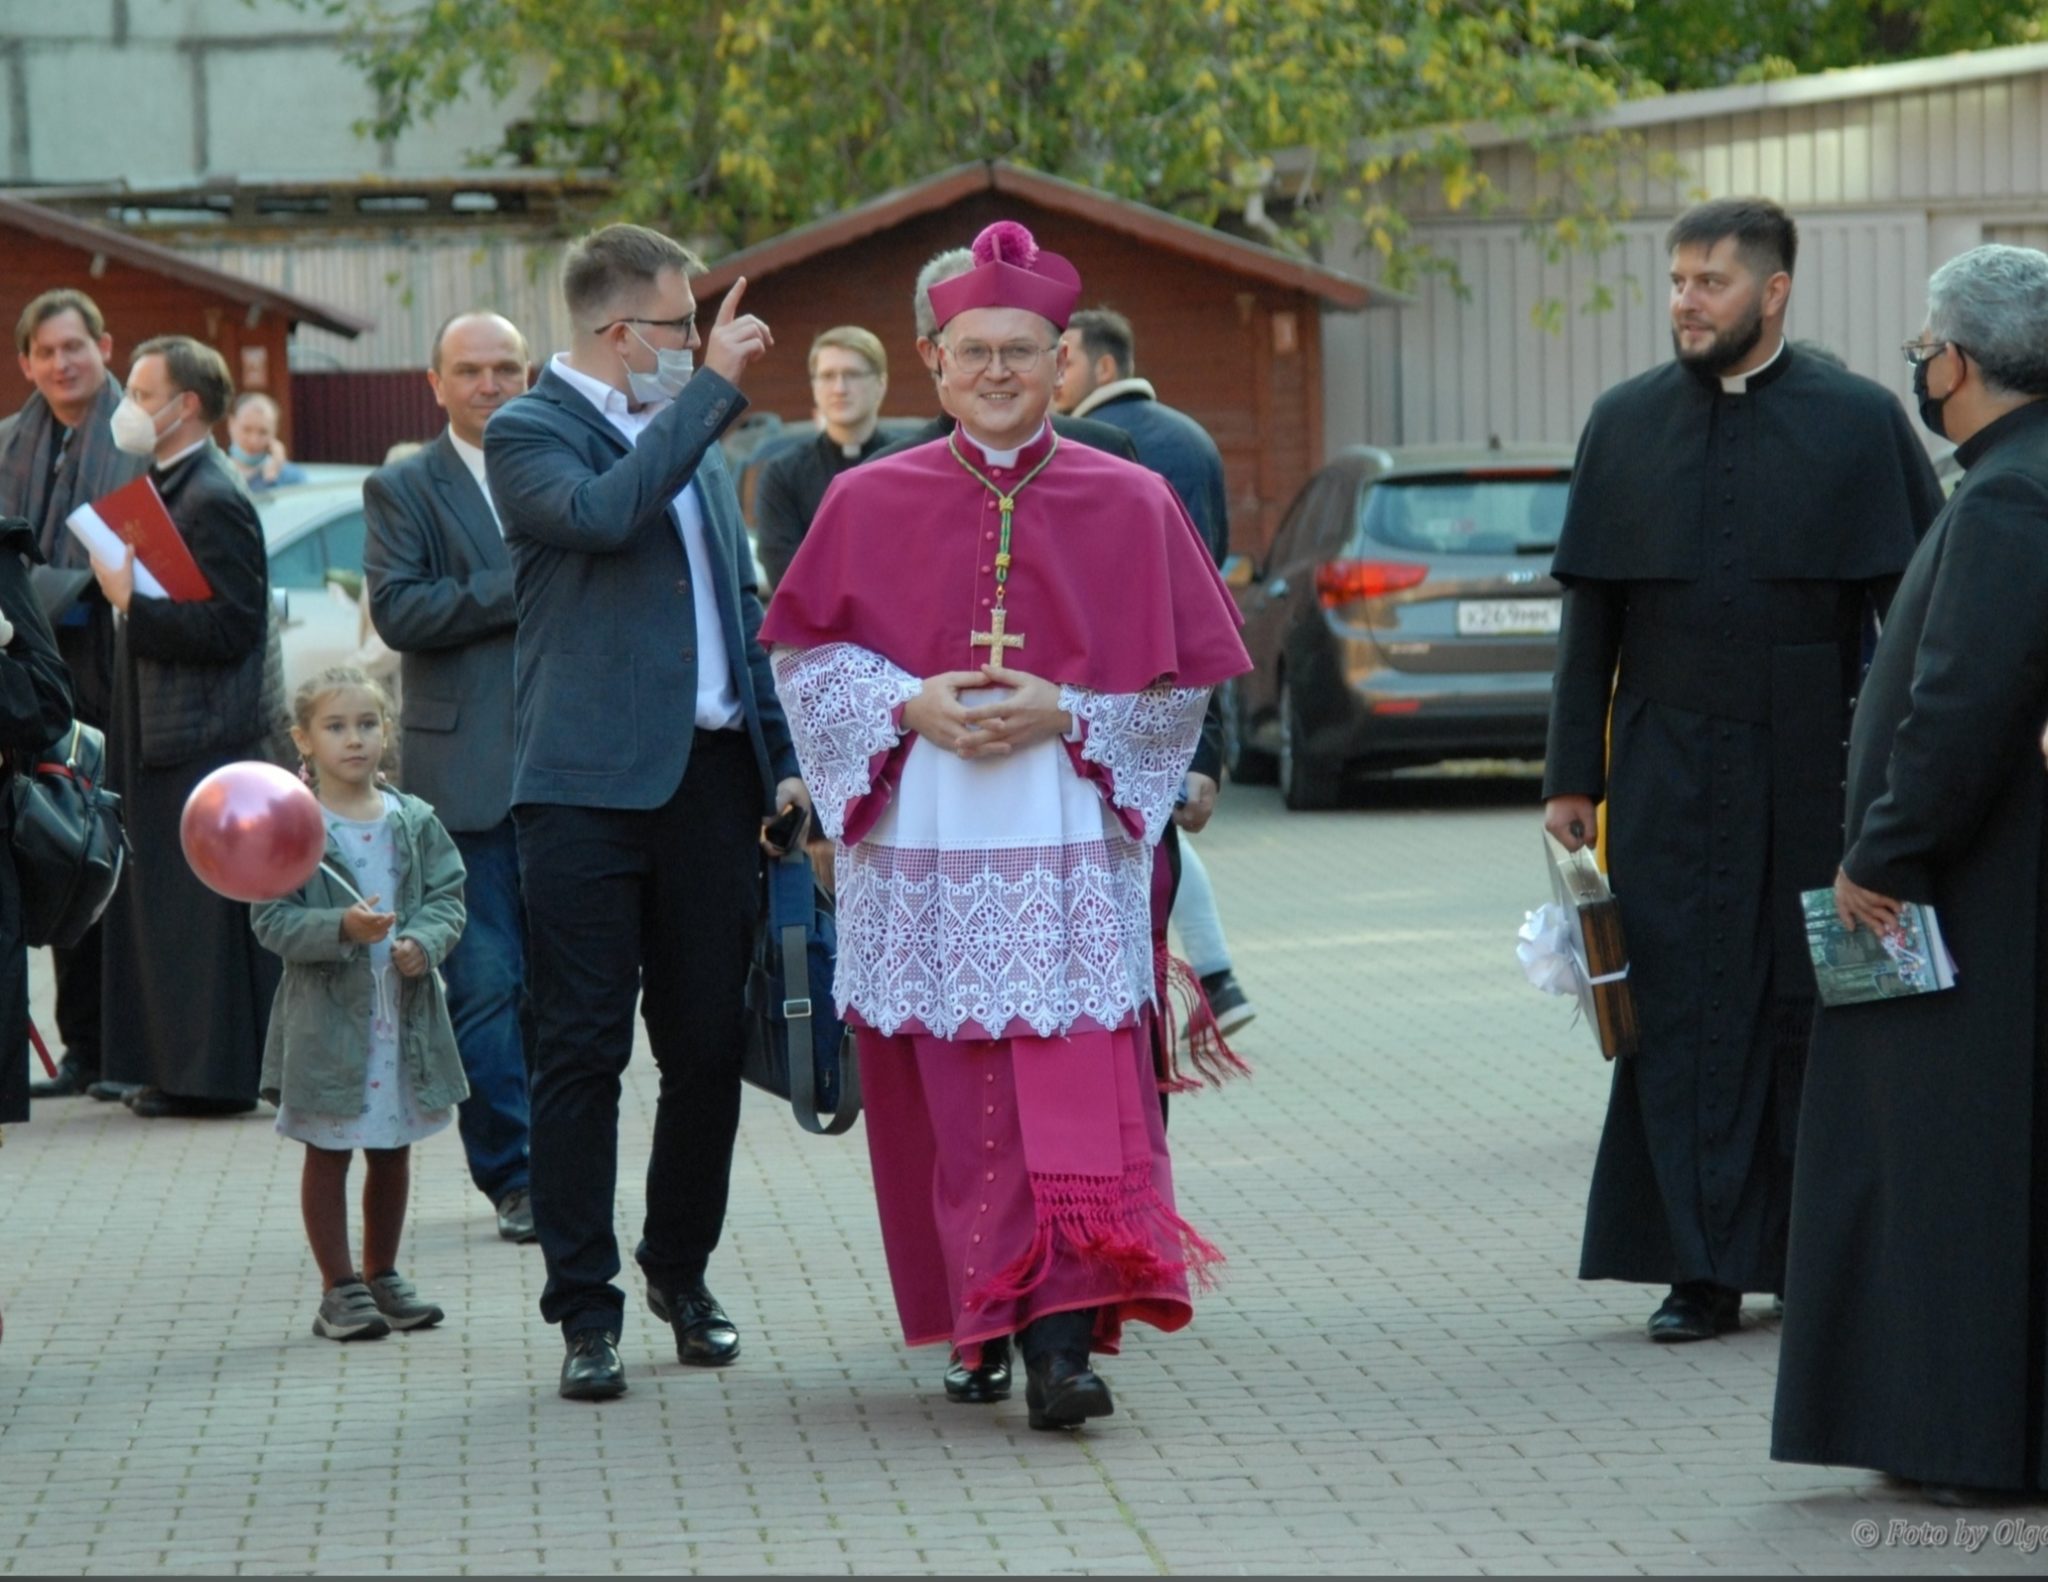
top-left (763, 221), bottom-right (1248, 1429)
top-left (90, 336), bottom-right (281, 1119)
top-left (1773, 244), bottom-right (2048, 1501)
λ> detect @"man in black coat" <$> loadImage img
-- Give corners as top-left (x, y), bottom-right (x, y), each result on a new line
top-left (0, 290), bottom-right (146, 1101)
top-left (753, 326), bottom-right (893, 591)
top-left (483, 225), bottom-right (807, 1402)
top-left (364, 310), bottom-right (536, 1246)
top-left (1543, 198), bottom-right (1944, 1342)
top-left (1773, 244), bottom-right (2048, 1498)
top-left (93, 336), bottom-right (281, 1119)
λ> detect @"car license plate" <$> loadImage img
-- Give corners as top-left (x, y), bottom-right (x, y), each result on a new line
top-left (1456, 598), bottom-right (1561, 637)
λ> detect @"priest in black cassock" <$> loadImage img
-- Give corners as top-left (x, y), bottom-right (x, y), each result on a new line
top-left (1773, 244), bottom-right (2048, 1499)
top-left (92, 336), bottom-right (281, 1119)
top-left (1542, 197), bottom-right (1944, 1342)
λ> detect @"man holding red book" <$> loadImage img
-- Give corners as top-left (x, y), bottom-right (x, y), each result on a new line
top-left (90, 335), bottom-right (283, 1119)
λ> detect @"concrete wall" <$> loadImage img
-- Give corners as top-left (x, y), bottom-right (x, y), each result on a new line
top-left (0, 0), bottom-right (528, 183)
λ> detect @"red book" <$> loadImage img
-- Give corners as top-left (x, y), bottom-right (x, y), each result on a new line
top-left (64, 474), bottom-right (214, 602)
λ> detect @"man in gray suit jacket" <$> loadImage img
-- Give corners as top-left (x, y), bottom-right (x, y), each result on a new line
top-left (484, 224), bottom-right (808, 1402)
top-left (363, 310), bottom-right (537, 1247)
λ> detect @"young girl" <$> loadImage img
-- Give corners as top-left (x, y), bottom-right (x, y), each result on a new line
top-left (254, 667), bottom-right (469, 1342)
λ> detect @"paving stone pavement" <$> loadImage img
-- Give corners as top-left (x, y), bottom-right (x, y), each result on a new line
top-left (4, 776), bottom-right (2043, 1575)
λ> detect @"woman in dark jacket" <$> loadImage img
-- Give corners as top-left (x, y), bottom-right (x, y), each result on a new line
top-left (0, 517), bottom-right (81, 1129)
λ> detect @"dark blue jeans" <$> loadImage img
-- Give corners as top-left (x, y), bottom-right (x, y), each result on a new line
top-left (444, 819), bottom-right (532, 1204)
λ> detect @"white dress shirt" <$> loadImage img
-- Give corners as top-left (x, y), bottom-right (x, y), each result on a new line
top-left (447, 429), bottom-right (502, 534)
top-left (548, 355), bottom-right (742, 731)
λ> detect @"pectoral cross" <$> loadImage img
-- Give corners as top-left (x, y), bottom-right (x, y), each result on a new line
top-left (971, 604), bottom-right (1025, 670)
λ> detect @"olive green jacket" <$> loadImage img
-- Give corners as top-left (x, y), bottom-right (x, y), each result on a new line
top-left (253, 788), bottom-right (469, 1116)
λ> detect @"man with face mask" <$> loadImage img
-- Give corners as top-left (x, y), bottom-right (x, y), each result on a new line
top-left (94, 335), bottom-right (282, 1119)
top-left (1772, 244), bottom-right (2048, 1501)
top-left (0, 290), bottom-right (147, 1101)
top-left (482, 224), bottom-right (808, 1402)
top-left (1542, 198), bottom-right (1944, 1343)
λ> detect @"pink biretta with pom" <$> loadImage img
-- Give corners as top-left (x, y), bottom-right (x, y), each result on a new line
top-left (926, 219), bottom-right (1083, 331)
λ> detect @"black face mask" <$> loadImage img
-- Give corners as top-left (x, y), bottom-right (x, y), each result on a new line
top-left (1913, 347), bottom-right (1954, 439)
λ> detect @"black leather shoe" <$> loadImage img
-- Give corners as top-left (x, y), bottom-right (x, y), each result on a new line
top-left (29, 1055), bottom-right (95, 1099)
top-left (650, 1279), bottom-right (741, 1367)
top-left (1647, 1282), bottom-right (1741, 1343)
top-left (86, 1079), bottom-right (142, 1104)
top-left (944, 1336), bottom-right (1013, 1403)
top-left (1018, 1309), bottom-right (1113, 1431)
top-left (495, 1189), bottom-right (537, 1244)
top-left (126, 1088), bottom-right (258, 1119)
top-left (559, 1329), bottom-right (626, 1401)
top-left (1024, 1352), bottom-right (1114, 1430)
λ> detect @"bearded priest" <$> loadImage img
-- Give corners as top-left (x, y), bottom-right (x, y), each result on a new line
top-left (762, 221), bottom-right (1250, 1431)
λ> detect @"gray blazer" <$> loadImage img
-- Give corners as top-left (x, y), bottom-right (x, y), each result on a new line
top-left (483, 364), bottom-right (796, 811)
top-left (363, 432), bottom-right (518, 833)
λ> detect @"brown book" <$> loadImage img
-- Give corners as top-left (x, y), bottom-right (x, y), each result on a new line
top-left (1543, 831), bottom-right (1641, 1060)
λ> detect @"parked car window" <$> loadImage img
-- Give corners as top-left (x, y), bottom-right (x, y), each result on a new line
top-left (268, 528), bottom-right (330, 590)
top-left (321, 510), bottom-right (369, 576)
top-left (1263, 479), bottom-right (1323, 571)
top-left (1359, 474), bottom-right (1568, 557)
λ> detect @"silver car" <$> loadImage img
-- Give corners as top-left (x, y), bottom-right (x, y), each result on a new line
top-left (1222, 445), bottom-right (1573, 808)
top-left (251, 469), bottom-right (382, 694)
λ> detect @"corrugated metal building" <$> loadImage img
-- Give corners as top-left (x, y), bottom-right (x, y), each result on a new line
top-left (1321, 42), bottom-right (2048, 465)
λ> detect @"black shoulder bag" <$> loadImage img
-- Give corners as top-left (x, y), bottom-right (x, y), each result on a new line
top-left (11, 720), bottom-right (127, 949)
top-left (741, 849), bottom-right (861, 1135)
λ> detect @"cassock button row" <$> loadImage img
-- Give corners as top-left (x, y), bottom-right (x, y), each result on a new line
top-left (982, 598), bottom-right (992, 609)
top-left (984, 1139), bottom-right (995, 1150)
top-left (979, 1202), bottom-right (988, 1213)
top-left (972, 1234), bottom-right (982, 1244)
top-left (985, 1104), bottom-right (994, 1115)
top-left (985, 1171), bottom-right (995, 1182)
top-left (985, 530), bottom-right (996, 540)
top-left (986, 1073), bottom-right (994, 1083)
top-left (982, 565), bottom-right (992, 574)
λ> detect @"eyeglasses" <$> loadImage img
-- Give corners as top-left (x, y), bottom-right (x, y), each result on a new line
top-left (811, 368), bottom-right (878, 387)
top-left (1901, 338), bottom-right (1952, 366)
top-left (599, 315), bottom-right (697, 337)
top-left (943, 340), bottom-right (1054, 375)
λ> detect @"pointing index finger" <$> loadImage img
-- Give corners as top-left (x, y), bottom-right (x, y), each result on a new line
top-left (716, 276), bottom-right (747, 327)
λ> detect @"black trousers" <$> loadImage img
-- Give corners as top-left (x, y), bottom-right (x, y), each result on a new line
top-left (516, 730), bottom-right (764, 1334)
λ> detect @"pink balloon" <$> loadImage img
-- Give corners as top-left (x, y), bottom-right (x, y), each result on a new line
top-left (180, 761), bottom-right (327, 904)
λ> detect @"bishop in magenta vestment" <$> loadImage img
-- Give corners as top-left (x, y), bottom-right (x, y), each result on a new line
top-left (761, 228), bottom-right (1248, 1415)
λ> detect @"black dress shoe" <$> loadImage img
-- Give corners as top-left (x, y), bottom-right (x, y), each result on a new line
top-left (1023, 1352), bottom-right (1114, 1430)
top-left (1647, 1282), bottom-right (1742, 1343)
top-left (650, 1279), bottom-right (741, 1367)
top-left (86, 1079), bottom-right (141, 1103)
top-left (29, 1055), bottom-right (95, 1099)
top-left (1018, 1308), bottom-right (1113, 1431)
top-left (495, 1189), bottom-right (537, 1244)
top-left (559, 1329), bottom-right (627, 1401)
top-left (126, 1088), bottom-right (259, 1119)
top-left (944, 1336), bottom-right (1013, 1403)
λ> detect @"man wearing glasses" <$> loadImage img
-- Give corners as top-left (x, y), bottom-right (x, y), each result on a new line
top-left (755, 326), bottom-right (891, 590)
top-left (1542, 197), bottom-right (1943, 1345)
top-left (483, 223), bottom-right (809, 1401)
top-left (765, 220), bottom-right (1249, 1431)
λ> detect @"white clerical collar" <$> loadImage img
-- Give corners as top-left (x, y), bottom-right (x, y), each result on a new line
top-left (154, 436), bottom-right (209, 471)
top-left (1719, 337), bottom-right (1787, 394)
top-left (964, 421), bottom-right (1049, 469)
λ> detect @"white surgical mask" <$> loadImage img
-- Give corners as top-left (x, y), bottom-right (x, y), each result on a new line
top-left (110, 392), bottom-right (179, 457)
top-left (622, 324), bottom-right (693, 403)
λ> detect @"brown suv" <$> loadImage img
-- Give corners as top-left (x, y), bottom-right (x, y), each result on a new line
top-left (1222, 444), bottom-right (1572, 809)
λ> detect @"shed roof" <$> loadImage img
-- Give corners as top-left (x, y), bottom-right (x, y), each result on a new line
top-left (694, 161), bottom-right (1394, 310)
top-left (0, 192), bottom-right (371, 337)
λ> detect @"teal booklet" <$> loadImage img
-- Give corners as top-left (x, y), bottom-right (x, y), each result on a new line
top-left (1800, 888), bottom-right (1958, 1007)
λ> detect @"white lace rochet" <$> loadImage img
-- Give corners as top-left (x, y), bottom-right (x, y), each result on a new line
top-left (772, 643), bottom-right (1209, 1039)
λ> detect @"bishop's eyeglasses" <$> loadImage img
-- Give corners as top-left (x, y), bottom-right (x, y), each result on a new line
top-left (1901, 337), bottom-right (1954, 366)
top-left (943, 339), bottom-right (1055, 375)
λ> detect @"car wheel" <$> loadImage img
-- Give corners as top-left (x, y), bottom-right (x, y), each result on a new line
top-left (1278, 677), bottom-right (1343, 810)
top-left (1221, 678), bottom-right (1276, 786)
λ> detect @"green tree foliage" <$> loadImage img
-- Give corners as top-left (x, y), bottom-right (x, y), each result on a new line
top-left (1573, 0), bottom-right (2047, 91)
top-left (294, 0), bottom-right (1637, 282)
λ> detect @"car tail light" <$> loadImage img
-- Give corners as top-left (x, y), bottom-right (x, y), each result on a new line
top-left (1315, 559), bottom-right (1429, 607)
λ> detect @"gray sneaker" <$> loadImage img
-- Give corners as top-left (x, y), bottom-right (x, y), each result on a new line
top-left (366, 1271), bottom-right (444, 1331)
top-left (313, 1280), bottom-right (391, 1342)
